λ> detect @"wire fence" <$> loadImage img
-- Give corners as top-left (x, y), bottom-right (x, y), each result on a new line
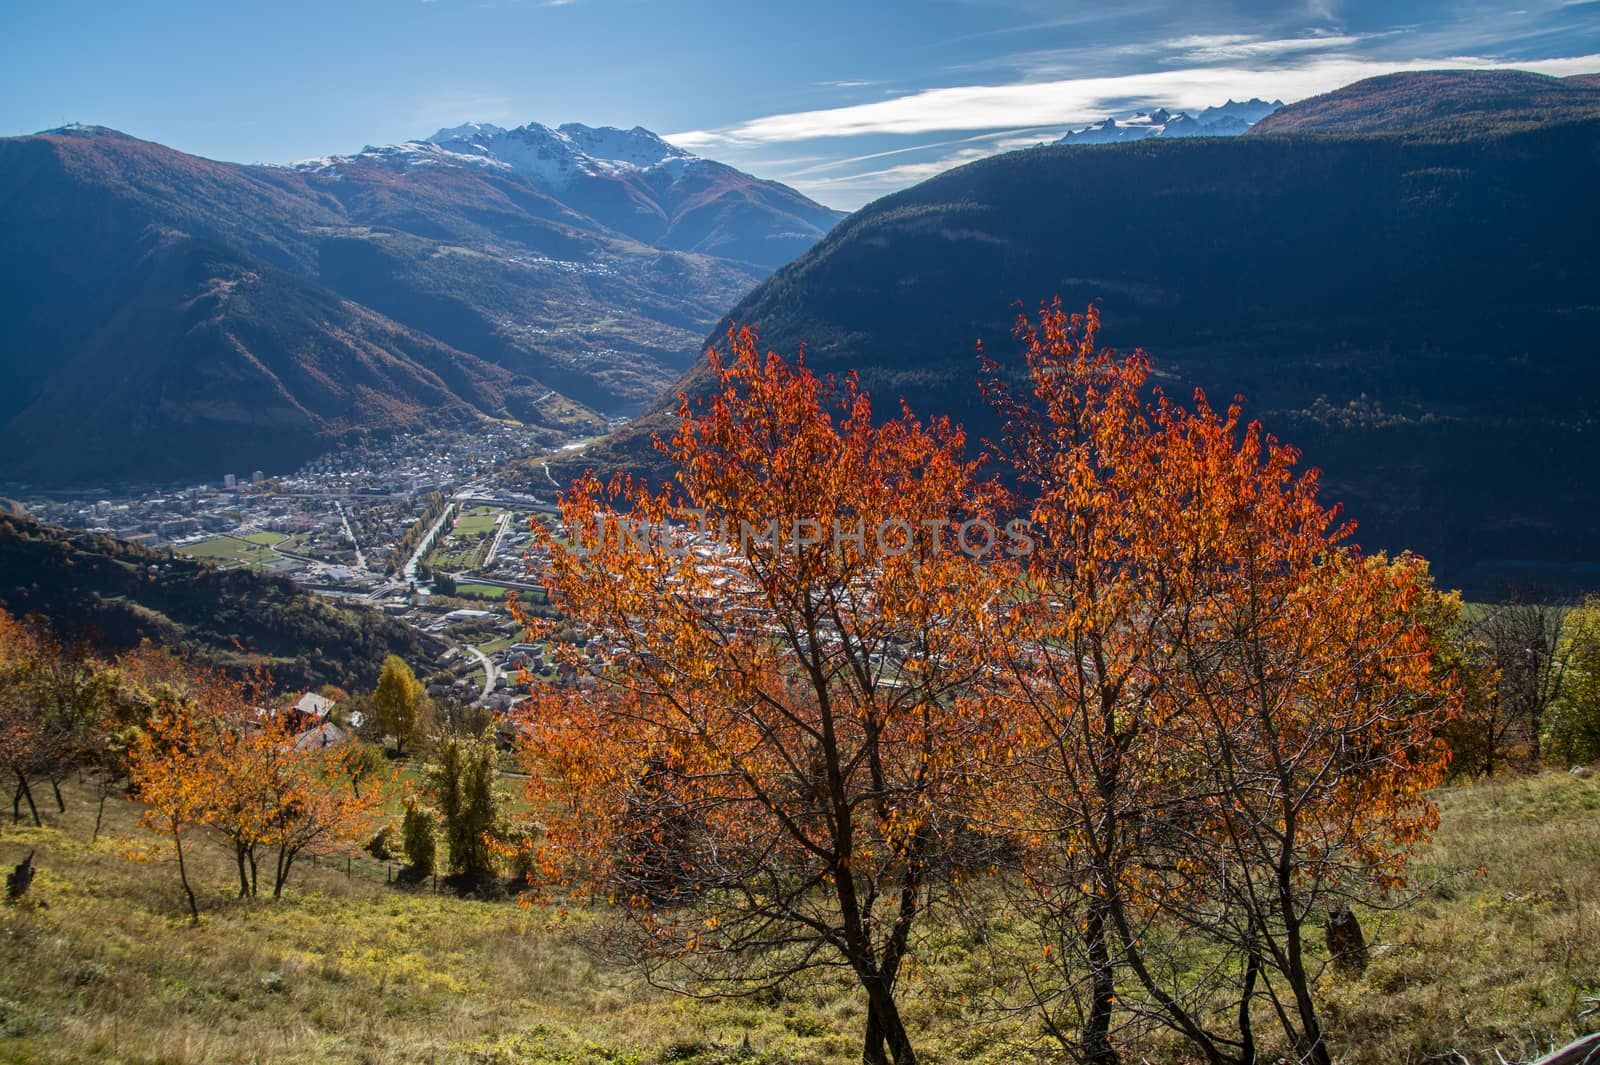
top-left (303, 847), bottom-right (445, 892)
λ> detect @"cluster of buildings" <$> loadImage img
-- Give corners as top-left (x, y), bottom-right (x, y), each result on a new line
top-left (10, 425), bottom-right (586, 708)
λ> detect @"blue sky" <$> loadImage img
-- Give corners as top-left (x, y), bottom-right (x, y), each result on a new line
top-left (2, 0), bottom-right (1597, 209)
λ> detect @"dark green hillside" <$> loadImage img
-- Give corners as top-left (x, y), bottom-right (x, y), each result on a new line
top-left (0, 514), bottom-right (440, 690)
top-left (588, 76), bottom-right (1599, 592)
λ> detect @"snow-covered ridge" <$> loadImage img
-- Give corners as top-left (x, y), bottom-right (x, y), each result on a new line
top-left (1056, 98), bottom-right (1283, 146)
top-left (293, 121), bottom-right (700, 186)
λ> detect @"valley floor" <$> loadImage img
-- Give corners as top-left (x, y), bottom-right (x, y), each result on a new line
top-left (1, 771), bottom-right (1597, 1064)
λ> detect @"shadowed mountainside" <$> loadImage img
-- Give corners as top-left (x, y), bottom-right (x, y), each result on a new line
top-left (576, 71), bottom-right (1600, 593)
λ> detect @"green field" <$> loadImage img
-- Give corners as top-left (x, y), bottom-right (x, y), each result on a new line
top-left (426, 508), bottom-right (508, 573)
top-left (454, 583), bottom-right (511, 602)
top-left (453, 506), bottom-right (504, 535)
top-left (177, 532), bottom-right (289, 570)
top-left (475, 634), bottom-right (517, 654)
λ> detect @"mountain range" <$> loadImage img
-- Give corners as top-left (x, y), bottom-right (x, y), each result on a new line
top-left (0, 121), bottom-right (841, 485)
top-left (1057, 98), bottom-right (1282, 144)
top-left (580, 70), bottom-right (1600, 592)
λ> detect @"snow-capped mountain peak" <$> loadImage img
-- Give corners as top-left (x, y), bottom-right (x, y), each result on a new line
top-left (1056, 97), bottom-right (1283, 146)
top-left (551, 123), bottom-right (691, 168)
top-left (295, 120), bottom-right (701, 187)
top-left (422, 120), bottom-right (696, 185)
top-left (425, 122), bottom-right (508, 144)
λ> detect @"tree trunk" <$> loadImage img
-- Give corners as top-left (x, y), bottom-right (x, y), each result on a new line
top-left (236, 844), bottom-right (253, 897)
top-left (274, 848), bottom-right (296, 898)
top-left (50, 775), bottom-right (65, 813)
top-left (1280, 912), bottom-right (1332, 1065)
top-left (92, 783), bottom-right (109, 843)
top-left (864, 977), bottom-right (916, 1065)
top-left (14, 772), bottom-right (40, 827)
top-left (1084, 898), bottom-right (1121, 1065)
top-left (173, 823), bottom-right (199, 923)
top-left (862, 998), bottom-right (887, 1065)
top-left (1236, 946), bottom-right (1260, 1065)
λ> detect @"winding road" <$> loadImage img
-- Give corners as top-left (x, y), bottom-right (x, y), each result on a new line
top-left (463, 644), bottom-right (498, 703)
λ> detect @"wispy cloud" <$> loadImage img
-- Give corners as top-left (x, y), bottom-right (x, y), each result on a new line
top-left (1163, 32), bottom-right (1368, 62)
top-left (669, 51), bottom-right (1600, 147)
top-left (411, 90), bottom-right (521, 131)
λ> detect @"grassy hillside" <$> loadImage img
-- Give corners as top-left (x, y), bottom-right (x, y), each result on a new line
top-left (2, 770), bottom-right (1596, 1064)
top-left (0, 515), bottom-right (440, 691)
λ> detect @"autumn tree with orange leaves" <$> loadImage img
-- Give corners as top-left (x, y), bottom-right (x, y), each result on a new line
top-left (125, 662), bottom-right (227, 922)
top-left (518, 328), bottom-right (1015, 1065)
top-left (982, 304), bottom-right (1461, 1065)
top-left (127, 658), bottom-right (385, 916)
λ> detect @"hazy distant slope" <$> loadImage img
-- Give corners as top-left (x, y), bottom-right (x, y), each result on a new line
top-left (0, 123), bottom-right (839, 485)
top-left (402, 121), bottom-right (843, 267)
top-left (593, 85), bottom-right (1600, 590)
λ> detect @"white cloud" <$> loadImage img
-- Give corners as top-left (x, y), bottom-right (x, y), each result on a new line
top-left (1163, 32), bottom-right (1367, 62)
top-left (783, 132), bottom-right (1057, 207)
top-left (661, 128), bottom-right (724, 150)
top-left (668, 52), bottom-right (1600, 148)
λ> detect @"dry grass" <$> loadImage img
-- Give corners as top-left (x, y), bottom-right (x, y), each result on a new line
top-left (1, 770), bottom-right (1597, 1064)
top-left (1322, 769), bottom-right (1600, 1064)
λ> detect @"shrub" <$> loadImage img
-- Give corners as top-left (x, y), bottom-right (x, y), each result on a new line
top-left (401, 801), bottom-right (436, 874)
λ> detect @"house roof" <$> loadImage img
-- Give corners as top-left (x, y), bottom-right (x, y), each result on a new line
top-left (293, 691), bottom-right (335, 719)
top-left (293, 722), bottom-right (347, 752)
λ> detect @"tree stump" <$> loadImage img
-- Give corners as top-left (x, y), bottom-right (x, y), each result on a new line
top-left (1325, 902), bottom-right (1369, 974)
top-left (5, 850), bottom-right (35, 903)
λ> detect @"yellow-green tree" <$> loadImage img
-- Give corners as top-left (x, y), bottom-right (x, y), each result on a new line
top-left (427, 728), bottom-right (503, 883)
top-left (370, 655), bottom-right (429, 756)
top-left (1546, 597), bottom-right (1600, 764)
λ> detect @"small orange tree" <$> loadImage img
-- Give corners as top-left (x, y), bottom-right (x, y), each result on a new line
top-left (125, 662), bottom-right (232, 922)
top-left (256, 734), bottom-right (387, 898)
top-left (983, 304), bottom-right (1461, 1065)
top-left (127, 658), bottom-right (386, 912)
top-left (518, 328), bottom-right (1014, 1065)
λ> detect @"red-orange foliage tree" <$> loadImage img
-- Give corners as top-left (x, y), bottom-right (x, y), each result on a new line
top-left (983, 304), bottom-right (1461, 1065)
top-left (518, 328), bottom-right (1014, 1065)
